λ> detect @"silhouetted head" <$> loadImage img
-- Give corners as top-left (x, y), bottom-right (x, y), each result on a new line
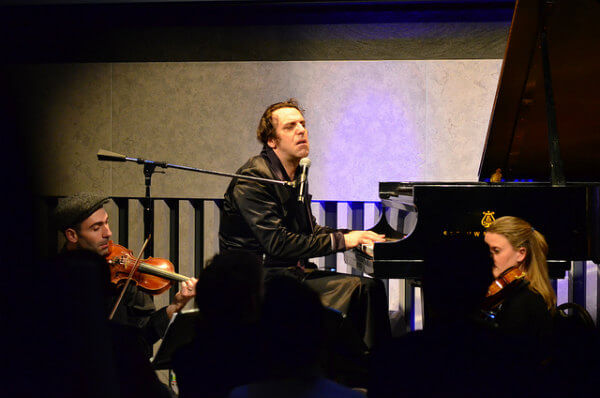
top-left (423, 237), bottom-right (492, 328)
top-left (196, 253), bottom-right (264, 326)
top-left (261, 274), bottom-right (326, 376)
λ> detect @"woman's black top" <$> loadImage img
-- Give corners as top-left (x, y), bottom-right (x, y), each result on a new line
top-left (495, 282), bottom-right (553, 338)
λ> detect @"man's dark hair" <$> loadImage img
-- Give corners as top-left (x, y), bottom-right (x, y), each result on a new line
top-left (256, 99), bottom-right (304, 145)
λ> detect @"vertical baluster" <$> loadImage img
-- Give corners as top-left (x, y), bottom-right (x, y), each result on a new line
top-left (324, 201), bottom-right (338, 272)
top-left (203, 200), bottom-right (221, 265)
top-left (190, 199), bottom-right (204, 277)
top-left (336, 201), bottom-right (350, 274)
top-left (310, 200), bottom-right (326, 270)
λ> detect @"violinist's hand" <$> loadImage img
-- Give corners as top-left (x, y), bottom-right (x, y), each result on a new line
top-left (166, 277), bottom-right (198, 319)
top-left (343, 230), bottom-right (385, 249)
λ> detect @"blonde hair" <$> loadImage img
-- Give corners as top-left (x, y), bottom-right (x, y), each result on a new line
top-left (486, 216), bottom-right (556, 311)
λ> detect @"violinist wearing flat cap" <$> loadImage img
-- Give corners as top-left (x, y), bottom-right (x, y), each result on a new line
top-left (54, 192), bottom-right (197, 358)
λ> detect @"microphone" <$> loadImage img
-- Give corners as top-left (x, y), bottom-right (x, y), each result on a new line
top-left (297, 157), bottom-right (311, 202)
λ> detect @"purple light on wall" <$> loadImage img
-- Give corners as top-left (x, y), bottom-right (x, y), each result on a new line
top-left (309, 64), bottom-right (426, 201)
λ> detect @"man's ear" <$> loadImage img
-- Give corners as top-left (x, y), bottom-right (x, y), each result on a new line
top-left (267, 137), bottom-right (277, 149)
top-left (65, 228), bottom-right (79, 244)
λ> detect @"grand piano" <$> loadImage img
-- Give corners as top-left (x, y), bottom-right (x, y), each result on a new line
top-left (345, 0), bottom-right (600, 281)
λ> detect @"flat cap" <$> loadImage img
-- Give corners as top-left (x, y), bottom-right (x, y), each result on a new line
top-left (54, 192), bottom-right (110, 231)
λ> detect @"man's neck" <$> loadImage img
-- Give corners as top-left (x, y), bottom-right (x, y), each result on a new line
top-left (282, 159), bottom-right (300, 181)
top-left (274, 150), bottom-right (300, 180)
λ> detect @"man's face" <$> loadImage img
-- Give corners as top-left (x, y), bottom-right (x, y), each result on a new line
top-left (70, 208), bottom-right (112, 256)
top-left (268, 107), bottom-right (310, 163)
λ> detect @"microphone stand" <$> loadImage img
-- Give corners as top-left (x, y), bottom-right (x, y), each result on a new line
top-left (98, 149), bottom-right (296, 187)
top-left (97, 149), bottom-right (296, 257)
top-left (143, 163), bottom-right (158, 257)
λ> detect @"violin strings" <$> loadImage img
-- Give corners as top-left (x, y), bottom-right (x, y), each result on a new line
top-left (120, 258), bottom-right (189, 281)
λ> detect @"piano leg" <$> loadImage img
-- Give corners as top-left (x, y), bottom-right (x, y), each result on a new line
top-left (401, 279), bottom-right (423, 332)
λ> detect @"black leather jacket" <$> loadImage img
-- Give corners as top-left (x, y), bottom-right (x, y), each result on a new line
top-left (219, 147), bottom-right (346, 267)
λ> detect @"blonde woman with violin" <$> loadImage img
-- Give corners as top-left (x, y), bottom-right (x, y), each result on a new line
top-left (483, 216), bottom-right (556, 338)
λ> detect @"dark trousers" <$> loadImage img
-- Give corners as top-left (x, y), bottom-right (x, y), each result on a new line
top-left (264, 267), bottom-right (391, 350)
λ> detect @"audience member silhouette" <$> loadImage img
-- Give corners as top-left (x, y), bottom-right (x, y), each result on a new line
top-left (229, 274), bottom-right (365, 398)
top-left (172, 253), bottom-right (265, 398)
top-left (546, 304), bottom-right (600, 397)
top-left (33, 249), bottom-right (171, 398)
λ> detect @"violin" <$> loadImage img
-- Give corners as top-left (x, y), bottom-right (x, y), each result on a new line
top-left (482, 266), bottom-right (528, 311)
top-left (105, 240), bottom-right (190, 295)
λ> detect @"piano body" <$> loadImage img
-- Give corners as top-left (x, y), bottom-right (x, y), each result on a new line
top-left (345, 0), bottom-right (600, 283)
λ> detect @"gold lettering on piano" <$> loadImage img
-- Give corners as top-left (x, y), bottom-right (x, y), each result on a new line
top-left (481, 211), bottom-right (496, 228)
top-left (442, 230), bottom-right (483, 237)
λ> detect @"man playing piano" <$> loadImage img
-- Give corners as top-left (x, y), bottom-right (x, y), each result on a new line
top-left (219, 99), bottom-right (391, 351)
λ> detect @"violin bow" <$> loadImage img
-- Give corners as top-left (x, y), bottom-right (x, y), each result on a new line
top-left (108, 235), bottom-right (151, 320)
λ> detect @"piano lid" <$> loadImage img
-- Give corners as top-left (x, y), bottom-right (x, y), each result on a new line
top-left (479, 0), bottom-right (600, 182)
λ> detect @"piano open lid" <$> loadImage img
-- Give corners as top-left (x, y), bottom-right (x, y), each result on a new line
top-left (479, 0), bottom-right (600, 183)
